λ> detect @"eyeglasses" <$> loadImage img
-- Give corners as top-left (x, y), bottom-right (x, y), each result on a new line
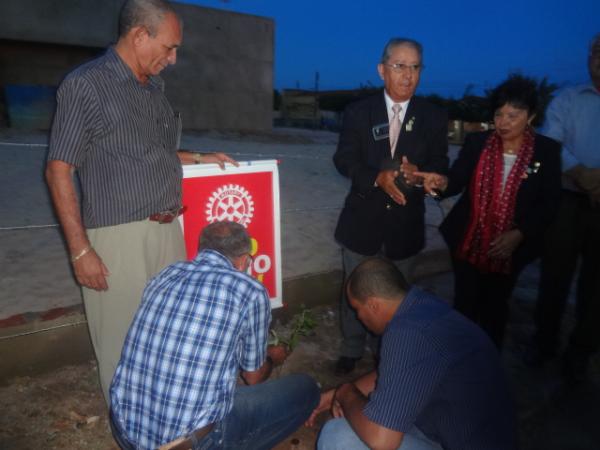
top-left (384, 63), bottom-right (422, 74)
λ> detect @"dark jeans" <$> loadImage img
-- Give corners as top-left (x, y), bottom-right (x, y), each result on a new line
top-left (111, 373), bottom-right (319, 450)
top-left (452, 257), bottom-right (520, 349)
top-left (535, 191), bottom-right (600, 357)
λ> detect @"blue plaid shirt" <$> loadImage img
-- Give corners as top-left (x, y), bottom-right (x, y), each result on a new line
top-left (110, 250), bottom-right (271, 450)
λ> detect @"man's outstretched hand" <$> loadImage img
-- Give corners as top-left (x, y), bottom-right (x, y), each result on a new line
top-left (375, 170), bottom-right (407, 205)
top-left (267, 344), bottom-right (289, 366)
top-left (201, 152), bottom-right (239, 169)
top-left (305, 389), bottom-right (335, 427)
top-left (400, 156), bottom-right (420, 185)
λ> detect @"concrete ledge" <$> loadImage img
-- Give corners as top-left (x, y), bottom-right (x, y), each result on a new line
top-left (274, 247), bottom-right (451, 321)
top-left (280, 269), bottom-right (343, 312)
top-left (0, 314), bottom-right (92, 384)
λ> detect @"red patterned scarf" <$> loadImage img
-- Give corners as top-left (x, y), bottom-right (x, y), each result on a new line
top-left (456, 128), bottom-right (535, 273)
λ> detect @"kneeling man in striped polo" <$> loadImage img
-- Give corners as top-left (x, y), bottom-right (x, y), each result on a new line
top-left (307, 257), bottom-right (517, 450)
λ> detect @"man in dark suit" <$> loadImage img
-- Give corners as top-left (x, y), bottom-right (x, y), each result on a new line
top-left (333, 37), bottom-right (448, 374)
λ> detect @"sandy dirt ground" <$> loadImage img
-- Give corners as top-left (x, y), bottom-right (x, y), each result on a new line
top-left (2, 278), bottom-right (600, 450)
top-left (0, 305), bottom-right (370, 450)
top-left (0, 359), bottom-right (325, 450)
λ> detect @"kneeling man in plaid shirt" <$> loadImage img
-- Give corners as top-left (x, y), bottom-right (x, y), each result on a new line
top-left (109, 221), bottom-right (319, 450)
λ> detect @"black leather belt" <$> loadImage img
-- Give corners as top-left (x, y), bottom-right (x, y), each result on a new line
top-left (158, 423), bottom-right (215, 450)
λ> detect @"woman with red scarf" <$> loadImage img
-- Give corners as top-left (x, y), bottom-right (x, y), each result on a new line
top-left (415, 75), bottom-right (562, 349)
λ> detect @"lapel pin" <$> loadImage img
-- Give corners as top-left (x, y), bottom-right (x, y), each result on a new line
top-left (525, 161), bottom-right (541, 174)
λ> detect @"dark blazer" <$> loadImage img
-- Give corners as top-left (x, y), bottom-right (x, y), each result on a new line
top-left (334, 92), bottom-right (448, 259)
top-left (439, 131), bottom-right (562, 269)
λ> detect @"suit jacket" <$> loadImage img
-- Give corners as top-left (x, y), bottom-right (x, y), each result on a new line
top-left (439, 131), bottom-right (562, 269)
top-left (334, 91), bottom-right (449, 259)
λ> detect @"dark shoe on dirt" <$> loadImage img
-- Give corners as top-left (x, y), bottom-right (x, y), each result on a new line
top-left (562, 348), bottom-right (590, 386)
top-left (521, 343), bottom-right (556, 368)
top-left (334, 356), bottom-right (360, 375)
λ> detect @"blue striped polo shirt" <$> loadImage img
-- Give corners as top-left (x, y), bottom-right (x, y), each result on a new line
top-left (364, 287), bottom-right (517, 450)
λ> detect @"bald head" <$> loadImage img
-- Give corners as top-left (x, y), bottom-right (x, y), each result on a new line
top-left (347, 257), bottom-right (409, 303)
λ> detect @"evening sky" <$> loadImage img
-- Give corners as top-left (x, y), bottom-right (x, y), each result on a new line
top-left (182, 0), bottom-right (599, 97)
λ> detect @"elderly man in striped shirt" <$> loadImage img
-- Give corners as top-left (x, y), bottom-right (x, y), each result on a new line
top-left (109, 221), bottom-right (319, 450)
top-left (45, 0), bottom-right (236, 402)
top-left (307, 257), bottom-right (517, 450)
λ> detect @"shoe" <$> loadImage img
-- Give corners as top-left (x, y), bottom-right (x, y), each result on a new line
top-left (562, 348), bottom-right (590, 385)
top-left (335, 356), bottom-right (360, 375)
top-left (521, 343), bottom-right (556, 368)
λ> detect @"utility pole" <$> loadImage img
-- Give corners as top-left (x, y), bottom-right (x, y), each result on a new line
top-left (314, 71), bottom-right (320, 127)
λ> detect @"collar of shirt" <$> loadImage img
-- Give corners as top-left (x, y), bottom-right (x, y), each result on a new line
top-left (574, 83), bottom-right (600, 96)
top-left (384, 90), bottom-right (410, 124)
top-left (381, 286), bottom-right (420, 334)
top-left (395, 286), bottom-right (419, 316)
top-left (193, 249), bottom-right (236, 269)
top-left (105, 46), bottom-right (163, 90)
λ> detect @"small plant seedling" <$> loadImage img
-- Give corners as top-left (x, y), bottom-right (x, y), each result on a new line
top-left (269, 306), bottom-right (317, 352)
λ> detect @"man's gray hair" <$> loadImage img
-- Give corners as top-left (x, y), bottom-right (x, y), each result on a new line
top-left (380, 37), bottom-right (423, 64)
top-left (199, 221), bottom-right (251, 260)
top-left (118, 0), bottom-right (178, 38)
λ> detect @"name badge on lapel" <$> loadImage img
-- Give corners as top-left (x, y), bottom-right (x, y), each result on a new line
top-left (372, 123), bottom-right (390, 141)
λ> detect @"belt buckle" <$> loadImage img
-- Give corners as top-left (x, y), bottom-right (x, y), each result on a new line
top-left (157, 211), bottom-right (175, 224)
top-left (151, 206), bottom-right (186, 224)
top-left (160, 207), bottom-right (183, 224)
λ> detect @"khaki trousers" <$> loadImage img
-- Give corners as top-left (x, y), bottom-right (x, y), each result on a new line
top-left (83, 219), bottom-right (186, 403)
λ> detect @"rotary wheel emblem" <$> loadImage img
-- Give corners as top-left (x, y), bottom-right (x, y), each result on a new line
top-left (206, 184), bottom-right (255, 227)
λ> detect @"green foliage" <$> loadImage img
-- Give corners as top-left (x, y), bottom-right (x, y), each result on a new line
top-left (534, 76), bottom-right (560, 126)
top-left (269, 306), bottom-right (317, 351)
top-left (423, 75), bottom-right (560, 124)
top-left (309, 74), bottom-right (559, 126)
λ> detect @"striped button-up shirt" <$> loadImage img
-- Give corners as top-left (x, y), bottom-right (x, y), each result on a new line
top-left (364, 288), bottom-right (517, 449)
top-left (110, 250), bottom-right (271, 450)
top-left (48, 47), bottom-right (182, 228)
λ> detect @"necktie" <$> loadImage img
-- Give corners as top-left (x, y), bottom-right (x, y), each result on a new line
top-left (389, 103), bottom-right (402, 157)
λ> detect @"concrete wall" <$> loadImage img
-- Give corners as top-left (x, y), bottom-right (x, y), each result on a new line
top-left (0, 41), bottom-right (102, 87)
top-left (167, 3), bottom-right (273, 130)
top-left (0, 0), bottom-right (273, 131)
top-left (0, 0), bottom-right (121, 48)
top-left (0, 41), bottom-right (102, 128)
